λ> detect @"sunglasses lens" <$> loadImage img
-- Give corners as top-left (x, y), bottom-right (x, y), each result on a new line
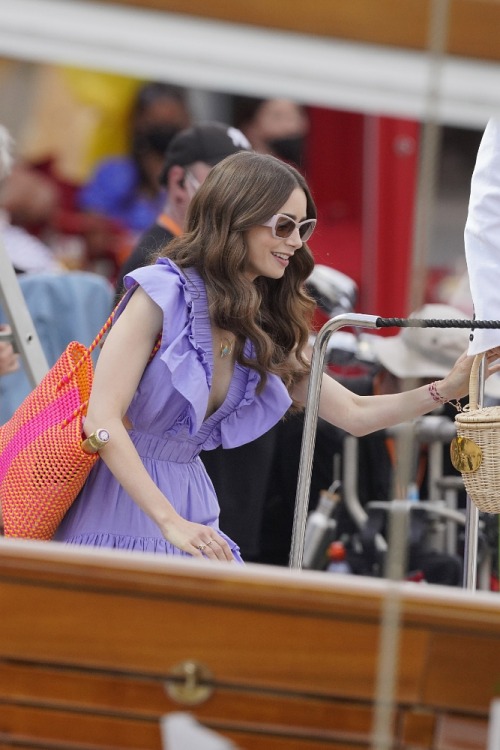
top-left (274, 217), bottom-right (296, 238)
top-left (299, 221), bottom-right (315, 241)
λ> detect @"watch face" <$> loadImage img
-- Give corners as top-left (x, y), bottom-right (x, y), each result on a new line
top-left (97, 429), bottom-right (110, 443)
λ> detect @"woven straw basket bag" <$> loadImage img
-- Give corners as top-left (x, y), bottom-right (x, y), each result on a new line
top-left (452, 354), bottom-right (500, 513)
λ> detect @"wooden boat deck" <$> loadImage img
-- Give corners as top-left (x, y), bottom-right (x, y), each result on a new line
top-left (0, 539), bottom-right (499, 748)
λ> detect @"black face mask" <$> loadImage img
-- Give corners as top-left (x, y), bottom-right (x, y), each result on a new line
top-left (132, 124), bottom-right (180, 158)
top-left (266, 135), bottom-right (306, 167)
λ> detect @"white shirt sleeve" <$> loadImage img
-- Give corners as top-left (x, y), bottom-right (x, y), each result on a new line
top-left (465, 117), bottom-right (500, 355)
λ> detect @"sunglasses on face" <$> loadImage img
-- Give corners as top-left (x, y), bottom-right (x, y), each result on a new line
top-left (262, 214), bottom-right (316, 242)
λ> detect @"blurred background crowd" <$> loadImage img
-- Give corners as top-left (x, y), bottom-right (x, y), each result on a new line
top-left (0, 58), bottom-right (481, 312)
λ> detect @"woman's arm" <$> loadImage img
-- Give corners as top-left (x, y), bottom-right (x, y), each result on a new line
top-left (83, 287), bottom-right (234, 561)
top-left (291, 348), bottom-right (500, 437)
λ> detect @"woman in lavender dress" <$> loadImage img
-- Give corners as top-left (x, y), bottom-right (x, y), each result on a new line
top-left (55, 151), bottom-right (499, 561)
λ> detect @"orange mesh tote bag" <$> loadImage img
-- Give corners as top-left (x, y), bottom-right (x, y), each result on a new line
top-left (0, 315), bottom-right (114, 541)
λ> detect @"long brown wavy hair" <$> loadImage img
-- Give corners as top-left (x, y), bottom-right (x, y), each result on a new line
top-left (158, 151), bottom-right (317, 401)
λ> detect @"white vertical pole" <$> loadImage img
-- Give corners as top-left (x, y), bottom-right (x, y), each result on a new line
top-left (0, 241), bottom-right (48, 386)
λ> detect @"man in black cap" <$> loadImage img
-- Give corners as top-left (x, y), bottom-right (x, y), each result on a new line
top-left (115, 121), bottom-right (251, 296)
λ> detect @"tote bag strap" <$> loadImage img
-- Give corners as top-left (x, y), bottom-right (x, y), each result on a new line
top-left (56, 310), bottom-right (116, 392)
top-left (57, 301), bottom-right (162, 393)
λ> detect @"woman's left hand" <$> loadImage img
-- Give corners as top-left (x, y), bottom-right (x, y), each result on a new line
top-left (440, 346), bottom-right (500, 402)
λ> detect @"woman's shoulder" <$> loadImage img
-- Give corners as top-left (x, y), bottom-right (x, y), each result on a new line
top-left (122, 258), bottom-right (188, 307)
top-left (121, 259), bottom-right (209, 333)
top-left (126, 256), bottom-right (189, 284)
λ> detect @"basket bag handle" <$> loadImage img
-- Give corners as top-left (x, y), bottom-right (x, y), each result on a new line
top-left (468, 353), bottom-right (486, 411)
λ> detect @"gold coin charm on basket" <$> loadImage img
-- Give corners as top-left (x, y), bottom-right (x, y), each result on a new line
top-left (451, 353), bottom-right (500, 513)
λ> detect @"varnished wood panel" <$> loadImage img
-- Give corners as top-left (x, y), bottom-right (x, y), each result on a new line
top-left (0, 704), bottom-right (373, 750)
top-left (422, 631), bottom-right (500, 713)
top-left (99, 0), bottom-right (429, 50)
top-left (449, 0), bottom-right (500, 61)
top-left (0, 705), bottom-right (161, 748)
top-left (0, 661), bottom-right (375, 739)
top-left (1, 540), bottom-right (500, 749)
top-left (97, 0), bottom-right (500, 62)
top-left (0, 577), bottom-right (430, 701)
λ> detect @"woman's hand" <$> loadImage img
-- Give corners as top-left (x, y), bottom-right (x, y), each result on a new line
top-left (0, 326), bottom-right (19, 376)
top-left (483, 347), bottom-right (500, 377)
top-left (161, 515), bottom-right (235, 562)
top-left (435, 346), bottom-right (500, 403)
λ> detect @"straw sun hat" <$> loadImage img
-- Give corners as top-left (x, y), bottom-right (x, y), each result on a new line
top-left (369, 303), bottom-right (500, 400)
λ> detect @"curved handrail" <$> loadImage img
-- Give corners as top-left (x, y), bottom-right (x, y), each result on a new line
top-left (288, 313), bottom-right (499, 588)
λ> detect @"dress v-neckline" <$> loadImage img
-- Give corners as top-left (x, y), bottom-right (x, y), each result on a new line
top-left (182, 267), bottom-right (238, 424)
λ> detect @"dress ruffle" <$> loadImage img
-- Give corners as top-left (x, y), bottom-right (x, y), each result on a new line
top-left (62, 531), bottom-right (242, 560)
top-left (123, 259), bottom-right (291, 447)
top-left (208, 355), bottom-right (292, 449)
top-left (122, 258), bottom-right (210, 435)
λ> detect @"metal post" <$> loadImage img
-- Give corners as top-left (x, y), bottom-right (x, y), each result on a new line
top-left (463, 356), bottom-right (486, 590)
top-left (289, 314), bottom-right (491, 585)
top-left (436, 476), bottom-right (463, 555)
top-left (0, 241), bottom-right (48, 386)
top-left (371, 501), bottom-right (410, 750)
top-left (289, 313), bottom-right (379, 569)
top-left (463, 501), bottom-right (480, 590)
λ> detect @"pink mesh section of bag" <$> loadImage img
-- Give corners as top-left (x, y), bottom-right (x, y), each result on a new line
top-left (0, 340), bottom-right (99, 540)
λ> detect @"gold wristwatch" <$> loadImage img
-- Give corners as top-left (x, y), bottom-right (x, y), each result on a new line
top-left (81, 428), bottom-right (110, 454)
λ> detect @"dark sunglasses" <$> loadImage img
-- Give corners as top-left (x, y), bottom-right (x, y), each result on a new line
top-left (262, 214), bottom-right (316, 242)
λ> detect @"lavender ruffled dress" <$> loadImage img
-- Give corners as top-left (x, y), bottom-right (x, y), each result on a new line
top-left (54, 259), bottom-right (292, 562)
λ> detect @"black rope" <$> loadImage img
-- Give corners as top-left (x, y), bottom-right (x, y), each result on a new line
top-left (375, 318), bottom-right (500, 329)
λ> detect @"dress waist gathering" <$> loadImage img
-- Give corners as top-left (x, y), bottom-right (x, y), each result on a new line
top-left (131, 430), bottom-right (203, 463)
